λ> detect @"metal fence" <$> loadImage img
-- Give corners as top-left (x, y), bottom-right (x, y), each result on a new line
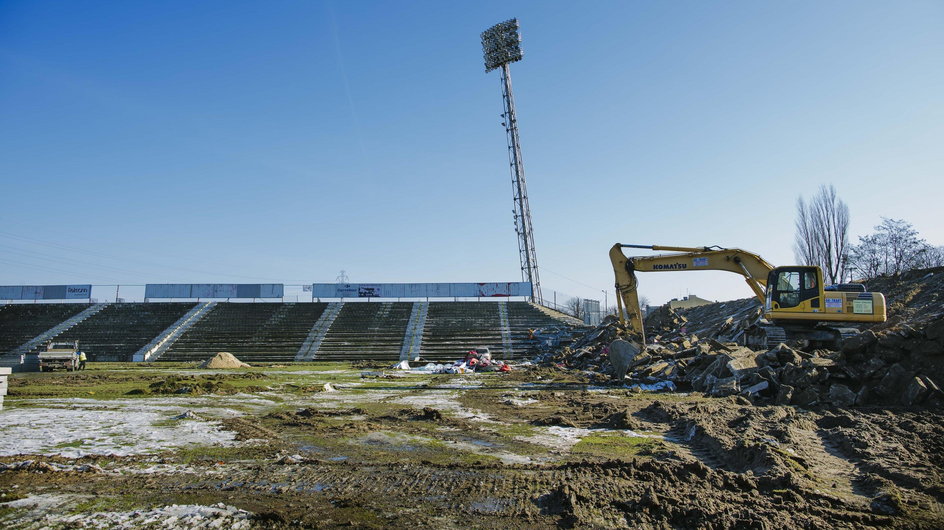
top-left (1, 285), bottom-right (614, 327)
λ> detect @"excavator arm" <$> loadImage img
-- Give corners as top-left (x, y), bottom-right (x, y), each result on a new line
top-left (610, 243), bottom-right (775, 344)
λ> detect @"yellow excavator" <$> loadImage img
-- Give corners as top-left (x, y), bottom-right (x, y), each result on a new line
top-left (609, 243), bottom-right (887, 349)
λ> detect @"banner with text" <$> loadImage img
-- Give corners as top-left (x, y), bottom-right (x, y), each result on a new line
top-left (0, 285), bottom-right (92, 300)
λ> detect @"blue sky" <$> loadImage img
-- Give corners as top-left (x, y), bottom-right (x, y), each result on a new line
top-left (1, 1), bottom-right (941, 305)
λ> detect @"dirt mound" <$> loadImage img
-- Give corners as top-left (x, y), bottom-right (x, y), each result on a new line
top-left (200, 352), bottom-right (250, 369)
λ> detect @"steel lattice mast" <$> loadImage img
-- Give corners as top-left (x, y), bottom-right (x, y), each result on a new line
top-left (481, 19), bottom-right (542, 305)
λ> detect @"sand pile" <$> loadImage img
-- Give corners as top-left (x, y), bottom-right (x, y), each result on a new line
top-left (200, 352), bottom-right (250, 369)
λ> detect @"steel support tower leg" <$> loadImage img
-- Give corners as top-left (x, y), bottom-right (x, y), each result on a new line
top-left (499, 63), bottom-right (542, 305)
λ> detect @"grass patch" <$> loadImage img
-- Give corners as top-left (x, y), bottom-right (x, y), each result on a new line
top-left (773, 448), bottom-right (816, 480)
top-left (571, 433), bottom-right (664, 458)
top-left (169, 444), bottom-right (263, 465)
top-left (6, 364), bottom-right (376, 400)
top-left (487, 421), bottom-right (540, 439)
top-left (69, 494), bottom-right (144, 515)
top-left (53, 440), bottom-right (85, 449)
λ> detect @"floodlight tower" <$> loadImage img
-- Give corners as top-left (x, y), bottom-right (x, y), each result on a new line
top-left (481, 18), bottom-right (542, 305)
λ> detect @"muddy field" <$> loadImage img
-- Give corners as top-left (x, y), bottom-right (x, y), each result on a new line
top-left (1, 363), bottom-right (942, 528)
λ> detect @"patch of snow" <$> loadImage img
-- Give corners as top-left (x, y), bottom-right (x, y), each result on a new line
top-left (3, 494), bottom-right (251, 529)
top-left (518, 426), bottom-right (663, 451)
top-left (503, 398), bottom-right (539, 407)
top-left (391, 391), bottom-right (497, 423)
top-left (60, 502), bottom-right (252, 530)
top-left (0, 405), bottom-right (236, 458)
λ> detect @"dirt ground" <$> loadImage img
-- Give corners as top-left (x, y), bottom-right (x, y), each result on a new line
top-left (1, 363), bottom-right (942, 528)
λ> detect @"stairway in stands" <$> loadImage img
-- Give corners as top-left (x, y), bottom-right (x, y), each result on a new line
top-left (418, 302), bottom-right (505, 361)
top-left (50, 303), bottom-right (198, 362)
top-left (313, 302), bottom-right (413, 362)
top-left (159, 302), bottom-right (328, 363)
top-left (0, 304), bottom-right (88, 356)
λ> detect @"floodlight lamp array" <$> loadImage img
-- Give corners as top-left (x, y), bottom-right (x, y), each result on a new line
top-left (481, 18), bottom-right (523, 72)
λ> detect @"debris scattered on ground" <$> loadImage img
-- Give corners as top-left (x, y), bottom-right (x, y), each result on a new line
top-left (392, 348), bottom-right (513, 374)
top-left (199, 352), bottom-right (250, 369)
top-left (3, 361), bottom-right (943, 527)
top-left (0, 461), bottom-right (104, 473)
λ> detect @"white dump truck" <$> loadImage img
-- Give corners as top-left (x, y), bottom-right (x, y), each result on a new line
top-left (38, 341), bottom-right (80, 372)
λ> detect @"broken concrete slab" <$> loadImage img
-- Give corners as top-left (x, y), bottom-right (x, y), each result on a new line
top-left (772, 343), bottom-right (803, 366)
top-left (775, 384), bottom-right (794, 405)
top-left (791, 387), bottom-right (820, 407)
top-left (827, 384), bottom-right (857, 407)
top-left (875, 363), bottom-right (910, 398)
top-left (742, 380), bottom-right (769, 396)
top-left (708, 376), bottom-right (740, 397)
top-left (901, 377), bottom-right (929, 406)
top-left (925, 316), bottom-right (944, 342)
top-left (842, 330), bottom-right (878, 353)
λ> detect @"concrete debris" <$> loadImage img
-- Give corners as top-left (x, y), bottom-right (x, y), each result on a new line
top-left (276, 454), bottom-right (305, 465)
top-left (742, 380), bottom-right (769, 396)
top-left (627, 381), bottom-right (676, 392)
top-left (537, 267), bottom-right (944, 408)
top-left (827, 384), bottom-right (856, 407)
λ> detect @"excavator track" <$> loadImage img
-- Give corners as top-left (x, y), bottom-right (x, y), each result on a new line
top-left (744, 324), bottom-right (787, 350)
top-left (745, 323), bottom-right (862, 351)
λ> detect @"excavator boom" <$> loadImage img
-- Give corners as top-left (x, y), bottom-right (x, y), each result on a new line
top-left (611, 243), bottom-right (775, 343)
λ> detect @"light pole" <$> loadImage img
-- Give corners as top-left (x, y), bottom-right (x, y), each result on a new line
top-left (602, 289), bottom-right (608, 317)
top-left (481, 19), bottom-right (542, 305)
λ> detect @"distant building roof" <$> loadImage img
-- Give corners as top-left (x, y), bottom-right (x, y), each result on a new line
top-left (668, 294), bottom-right (714, 310)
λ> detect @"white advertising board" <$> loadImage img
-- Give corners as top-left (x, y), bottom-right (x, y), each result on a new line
top-left (310, 282), bottom-right (532, 299)
top-left (145, 284), bottom-right (283, 299)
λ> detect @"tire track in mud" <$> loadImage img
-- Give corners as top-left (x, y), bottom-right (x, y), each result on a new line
top-left (639, 399), bottom-right (869, 504)
top-left (170, 458), bottom-right (888, 528)
top-left (663, 422), bottom-right (725, 469)
top-left (788, 425), bottom-right (871, 504)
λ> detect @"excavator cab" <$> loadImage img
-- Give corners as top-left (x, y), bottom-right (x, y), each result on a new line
top-left (766, 266), bottom-right (822, 312)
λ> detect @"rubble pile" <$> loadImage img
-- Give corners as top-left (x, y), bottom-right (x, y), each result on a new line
top-left (865, 266), bottom-right (944, 328)
top-left (540, 268), bottom-right (944, 408)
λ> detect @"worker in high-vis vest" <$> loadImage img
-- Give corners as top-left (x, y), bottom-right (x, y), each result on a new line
top-left (78, 351), bottom-right (87, 371)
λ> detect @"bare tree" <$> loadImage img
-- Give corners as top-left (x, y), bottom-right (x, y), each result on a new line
top-left (794, 185), bottom-right (850, 284)
top-left (848, 218), bottom-right (932, 279)
top-left (638, 295), bottom-right (651, 309)
top-left (917, 245), bottom-right (944, 268)
top-left (848, 234), bottom-right (884, 280)
top-left (565, 297), bottom-right (584, 319)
